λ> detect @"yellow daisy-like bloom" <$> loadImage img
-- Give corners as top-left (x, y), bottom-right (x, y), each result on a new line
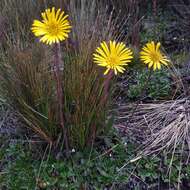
top-left (93, 41), bottom-right (133, 75)
top-left (31, 7), bottom-right (71, 45)
top-left (140, 41), bottom-right (170, 70)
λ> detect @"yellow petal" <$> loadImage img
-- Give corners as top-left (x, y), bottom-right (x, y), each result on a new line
top-left (104, 68), bottom-right (110, 75)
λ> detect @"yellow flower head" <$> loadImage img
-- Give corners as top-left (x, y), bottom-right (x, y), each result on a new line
top-left (93, 41), bottom-right (133, 75)
top-left (140, 41), bottom-right (169, 70)
top-left (31, 7), bottom-right (71, 45)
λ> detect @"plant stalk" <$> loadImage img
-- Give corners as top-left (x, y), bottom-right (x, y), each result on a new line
top-left (101, 70), bottom-right (114, 105)
top-left (53, 43), bottom-right (69, 154)
top-left (129, 69), bottom-right (153, 122)
top-left (153, 0), bottom-right (157, 17)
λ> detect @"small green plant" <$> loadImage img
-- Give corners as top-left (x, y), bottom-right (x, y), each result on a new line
top-left (140, 13), bottom-right (169, 44)
top-left (0, 137), bottom-right (36, 189)
top-left (127, 68), bottom-right (171, 100)
top-left (136, 151), bottom-right (190, 189)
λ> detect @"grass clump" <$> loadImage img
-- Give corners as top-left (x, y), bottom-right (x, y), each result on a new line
top-left (0, 0), bottom-right (127, 150)
top-left (0, 44), bottom-right (57, 144)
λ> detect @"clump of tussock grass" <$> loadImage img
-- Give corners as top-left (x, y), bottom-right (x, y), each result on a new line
top-left (0, 44), bottom-right (57, 144)
top-left (0, 0), bottom-right (132, 150)
top-left (61, 0), bottom-right (131, 148)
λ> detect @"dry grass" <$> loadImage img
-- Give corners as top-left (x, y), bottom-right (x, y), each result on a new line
top-left (115, 98), bottom-right (190, 160)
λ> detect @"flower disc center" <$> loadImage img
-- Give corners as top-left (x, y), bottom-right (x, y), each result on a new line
top-left (150, 52), bottom-right (161, 63)
top-left (47, 22), bottom-right (60, 36)
top-left (107, 56), bottom-right (119, 68)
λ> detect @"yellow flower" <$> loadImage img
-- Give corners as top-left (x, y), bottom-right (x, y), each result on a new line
top-left (31, 7), bottom-right (71, 45)
top-left (93, 41), bottom-right (133, 75)
top-left (140, 41), bottom-right (169, 70)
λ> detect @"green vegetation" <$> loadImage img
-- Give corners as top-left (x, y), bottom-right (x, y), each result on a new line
top-left (127, 68), bottom-right (171, 100)
top-left (1, 136), bottom-right (190, 189)
top-left (0, 0), bottom-right (190, 189)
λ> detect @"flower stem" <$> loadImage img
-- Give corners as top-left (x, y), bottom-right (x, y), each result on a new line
top-left (153, 0), bottom-right (157, 17)
top-left (128, 69), bottom-right (152, 122)
top-left (53, 43), bottom-right (69, 154)
top-left (101, 70), bottom-right (114, 105)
